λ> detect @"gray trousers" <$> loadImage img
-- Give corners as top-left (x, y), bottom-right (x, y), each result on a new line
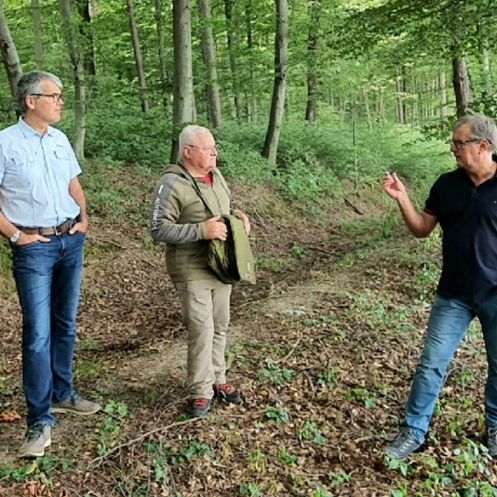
top-left (176, 279), bottom-right (232, 399)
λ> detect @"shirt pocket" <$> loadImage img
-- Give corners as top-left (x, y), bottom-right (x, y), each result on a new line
top-left (6, 156), bottom-right (35, 187)
top-left (53, 146), bottom-right (72, 183)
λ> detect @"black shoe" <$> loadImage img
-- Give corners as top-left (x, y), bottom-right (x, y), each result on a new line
top-left (189, 398), bottom-right (211, 418)
top-left (213, 383), bottom-right (243, 405)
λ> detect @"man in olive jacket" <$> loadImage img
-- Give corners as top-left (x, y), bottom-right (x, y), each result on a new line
top-left (150, 125), bottom-right (250, 418)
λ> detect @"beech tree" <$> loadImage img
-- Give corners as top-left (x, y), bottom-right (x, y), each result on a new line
top-left (0, 0), bottom-right (22, 100)
top-left (262, 0), bottom-right (289, 164)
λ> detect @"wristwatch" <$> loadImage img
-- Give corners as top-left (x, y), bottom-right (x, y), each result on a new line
top-left (10, 229), bottom-right (21, 244)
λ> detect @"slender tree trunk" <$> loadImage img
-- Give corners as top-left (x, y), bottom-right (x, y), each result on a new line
top-left (171, 0), bottom-right (195, 162)
top-left (363, 88), bottom-right (372, 131)
top-left (305, 0), bottom-right (321, 123)
top-left (262, 0), bottom-right (288, 164)
top-left (198, 0), bottom-right (222, 128)
top-left (0, 0), bottom-right (23, 100)
top-left (31, 0), bottom-right (44, 69)
top-left (60, 0), bottom-right (86, 160)
top-left (245, 0), bottom-right (257, 122)
top-left (452, 54), bottom-right (471, 117)
top-left (154, 0), bottom-right (170, 111)
top-left (224, 0), bottom-right (242, 121)
top-left (396, 66), bottom-right (406, 125)
top-left (126, 0), bottom-right (149, 114)
top-left (76, 0), bottom-right (96, 76)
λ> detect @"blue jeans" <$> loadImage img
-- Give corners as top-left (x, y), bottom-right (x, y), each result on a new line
top-left (12, 232), bottom-right (85, 427)
top-left (405, 294), bottom-right (497, 443)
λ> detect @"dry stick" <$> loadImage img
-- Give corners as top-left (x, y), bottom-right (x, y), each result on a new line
top-left (88, 417), bottom-right (199, 467)
top-left (272, 334), bottom-right (302, 364)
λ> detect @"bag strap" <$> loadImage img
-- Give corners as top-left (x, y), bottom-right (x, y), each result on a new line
top-left (165, 165), bottom-right (215, 216)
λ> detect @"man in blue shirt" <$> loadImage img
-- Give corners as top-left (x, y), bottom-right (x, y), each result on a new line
top-left (0, 71), bottom-right (100, 458)
top-left (382, 114), bottom-right (497, 460)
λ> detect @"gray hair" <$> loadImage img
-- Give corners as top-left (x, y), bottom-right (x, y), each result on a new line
top-left (455, 114), bottom-right (497, 152)
top-left (178, 125), bottom-right (212, 152)
top-left (17, 71), bottom-right (63, 114)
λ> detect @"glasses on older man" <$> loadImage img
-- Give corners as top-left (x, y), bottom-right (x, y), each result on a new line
top-left (30, 93), bottom-right (64, 103)
top-left (450, 139), bottom-right (483, 150)
top-left (186, 144), bottom-right (218, 154)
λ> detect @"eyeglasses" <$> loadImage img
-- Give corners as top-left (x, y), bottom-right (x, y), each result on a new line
top-left (185, 144), bottom-right (218, 154)
top-left (30, 93), bottom-right (64, 103)
top-left (451, 139), bottom-right (481, 150)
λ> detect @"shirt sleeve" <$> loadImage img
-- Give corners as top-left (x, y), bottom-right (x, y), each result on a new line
top-left (424, 177), bottom-right (442, 217)
top-left (63, 134), bottom-right (82, 179)
top-left (150, 173), bottom-right (208, 243)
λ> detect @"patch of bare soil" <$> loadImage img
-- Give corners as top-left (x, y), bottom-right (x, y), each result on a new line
top-left (1, 185), bottom-right (496, 496)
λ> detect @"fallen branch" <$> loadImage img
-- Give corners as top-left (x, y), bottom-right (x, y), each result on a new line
top-left (88, 417), bottom-right (199, 467)
top-left (273, 334), bottom-right (302, 364)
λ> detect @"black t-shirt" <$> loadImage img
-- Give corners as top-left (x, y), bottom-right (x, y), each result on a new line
top-left (425, 162), bottom-right (497, 303)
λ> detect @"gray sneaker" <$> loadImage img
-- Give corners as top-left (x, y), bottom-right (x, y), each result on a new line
top-left (385, 428), bottom-right (423, 460)
top-left (487, 427), bottom-right (497, 457)
top-left (18, 422), bottom-right (51, 458)
top-left (52, 393), bottom-right (101, 415)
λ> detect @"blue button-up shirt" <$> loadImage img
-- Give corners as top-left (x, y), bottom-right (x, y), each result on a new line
top-left (0, 117), bottom-right (82, 227)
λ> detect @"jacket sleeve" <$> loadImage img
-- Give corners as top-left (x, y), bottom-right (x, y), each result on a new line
top-left (150, 173), bottom-right (209, 243)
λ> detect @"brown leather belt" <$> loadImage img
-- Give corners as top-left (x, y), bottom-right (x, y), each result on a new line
top-left (17, 219), bottom-right (76, 236)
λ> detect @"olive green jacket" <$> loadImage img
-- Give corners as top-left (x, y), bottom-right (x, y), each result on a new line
top-left (150, 164), bottom-right (231, 282)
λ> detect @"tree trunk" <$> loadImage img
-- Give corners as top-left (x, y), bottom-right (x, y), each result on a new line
top-left (245, 0), bottom-right (257, 122)
top-left (396, 66), bottom-right (406, 125)
top-left (224, 0), bottom-right (242, 121)
top-left (0, 0), bottom-right (23, 100)
top-left (154, 0), bottom-right (170, 111)
top-left (76, 0), bottom-right (96, 76)
top-left (262, 0), bottom-right (288, 164)
top-left (126, 0), bottom-right (149, 114)
top-left (31, 0), bottom-right (44, 69)
top-left (171, 0), bottom-right (195, 162)
top-left (60, 0), bottom-right (86, 161)
top-left (452, 55), bottom-right (471, 118)
top-left (363, 88), bottom-right (372, 131)
top-left (304, 0), bottom-right (321, 123)
top-left (198, 0), bottom-right (222, 128)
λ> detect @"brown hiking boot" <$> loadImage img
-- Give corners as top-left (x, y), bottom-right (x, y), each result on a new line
top-left (189, 398), bottom-right (211, 418)
top-left (213, 383), bottom-right (243, 405)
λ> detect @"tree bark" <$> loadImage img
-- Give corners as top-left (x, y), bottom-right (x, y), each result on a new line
top-left (154, 0), bottom-right (170, 111)
top-left (126, 0), bottom-right (149, 114)
top-left (171, 0), bottom-right (196, 162)
top-left (262, 0), bottom-right (288, 164)
top-left (198, 0), bottom-right (222, 128)
top-left (60, 0), bottom-right (86, 161)
top-left (396, 66), bottom-right (406, 125)
top-left (452, 55), bottom-right (471, 117)
top-left (76, 0), bottom-right (96, 76)
top-left (224, 0), bottom-right (242, 121)
top-left (31, 0), bottom-right (44, 69)
top-left (304, 0), bottom-right (321, 123)
top-left (245, 0), bottom-right (257, 122)
top-left (0, 0), bottom-right (23, 100)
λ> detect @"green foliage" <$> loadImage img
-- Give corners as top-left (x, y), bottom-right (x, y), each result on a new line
top-left (258, 360), bottom-right (295, 386)
top-left (298, 421), bottom-right (325, 445)
top-left (240, 484), bottom-right (262, 497)
top-left (265, 405), bottom-right (290, 424)
top-left (97, 400), bottom-right (129, 456)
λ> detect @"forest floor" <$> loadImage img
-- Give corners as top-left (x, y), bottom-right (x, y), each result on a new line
top-left (0, 179), bottom-right (497, 497)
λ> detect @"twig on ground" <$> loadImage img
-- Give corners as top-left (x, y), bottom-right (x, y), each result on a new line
top-left (88, 417), bottom-right (199, 467)
top-left (272, 334), bottom-right (302, 364)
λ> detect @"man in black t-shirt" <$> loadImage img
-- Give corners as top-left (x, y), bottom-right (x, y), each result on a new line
top-left (382, 114), bottom-right (497, 460)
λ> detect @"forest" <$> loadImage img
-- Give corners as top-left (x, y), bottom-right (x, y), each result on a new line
top-left (1, 0), bottom-right (497, 496)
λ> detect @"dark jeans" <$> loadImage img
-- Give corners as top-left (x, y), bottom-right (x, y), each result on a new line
top-left (405, 294), bottom-right (497, 443)
top-left (12, 232), bottom-right (85, 427)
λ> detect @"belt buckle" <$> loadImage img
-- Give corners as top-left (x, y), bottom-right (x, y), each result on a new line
top-left (54, 223), bottom-right (65, 236)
